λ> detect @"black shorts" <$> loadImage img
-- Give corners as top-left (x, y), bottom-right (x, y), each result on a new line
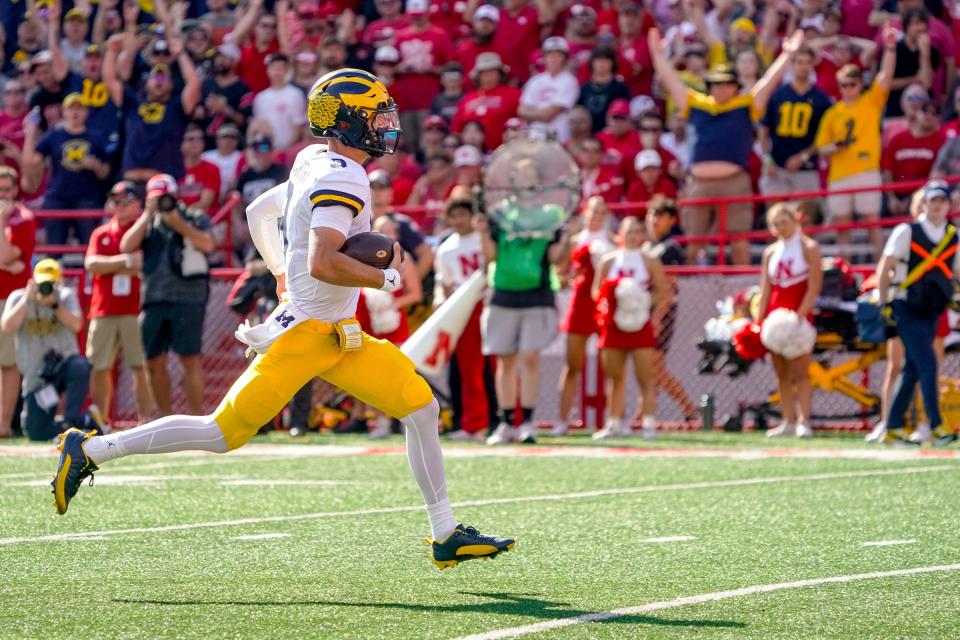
top-left (141, 302), bottom-right (206, 359)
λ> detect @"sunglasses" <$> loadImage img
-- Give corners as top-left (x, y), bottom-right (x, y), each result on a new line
top-left (110, 194), bottom-right (136, 204)
top-left (257, 22), bottom-right (277, 29)
top-left (639, 125), bottom-right (662, 132)
top-left (839, 81), bottom-right (860, 89)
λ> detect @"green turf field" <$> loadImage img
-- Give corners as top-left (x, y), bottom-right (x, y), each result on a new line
top-left (2, 431), bottom-right (958, 639)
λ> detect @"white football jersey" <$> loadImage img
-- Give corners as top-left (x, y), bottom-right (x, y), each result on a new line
top-left (282, 145), bottom-right (372, 323)
top-left (434, 230), bottom-right (483, 303)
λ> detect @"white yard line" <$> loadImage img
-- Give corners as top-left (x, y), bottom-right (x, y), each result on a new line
top-left (4, 443), bottom-right (960, 461)
top-left (454, 562), bottom-right (960, 640)
top-left (862, 540), bottom-right (917, 547)
top-left (231, 533), bottom-right (291, 541)
top-left (638, 536), bottom-right (697, 543)
top-left (2, 474), bottom-right (245, 488)
top-left (0, 465), bottom-right (953, 546)
top-left (219, 479), bottom-right (358, 486)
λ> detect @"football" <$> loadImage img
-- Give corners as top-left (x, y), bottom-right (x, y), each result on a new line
top-left (340, 231), bottom-right (395, 269)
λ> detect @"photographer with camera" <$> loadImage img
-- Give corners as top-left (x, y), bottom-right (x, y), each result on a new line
top-left (120, 174), bottom-right (214, 416)
top-left (0, 259), bottom-right (96, 441)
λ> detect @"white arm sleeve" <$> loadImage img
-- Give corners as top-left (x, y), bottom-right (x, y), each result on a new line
top-left (245, 182), bottom-right (288, 276)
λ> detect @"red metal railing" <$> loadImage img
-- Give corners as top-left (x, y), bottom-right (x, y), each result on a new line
top-left (391, 176), bottom-right (960, 266)
top-left (31, 192), bottom-right (242, 266)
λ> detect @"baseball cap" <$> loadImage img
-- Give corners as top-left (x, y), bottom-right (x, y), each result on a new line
top-left (474, 4), bottom-right (499, 22)
top-left (607, 98), bottom-right (630, 118)
top-left (149, 63), bottom-right (171, 79)
top-left (33, 258), bottom-right (63, 285)
top-left (251, 134), bottom-right (273, 152)
top-left (423, 115), bottom-right (448, 131)
top-left (217, 123), bottom-right (241, 138)
top-left (629, 95), bottom-right (656, 119)
top-left (374, 46), bottom-right (400, 64)
top-left (619, 1), bottom-right (643, 13)
top-left (146, 173), bottom-right (178, 199)
top-left (30, 50), bottom-right (53, 68)
top-left (406, 0), bottom-right (429, 14)
top-left (799, 15), bottom-right (824, 34)
top-left (570, 3), bottom-right (597, 19)
top-left (705, 63), bottom-right (738, 85)
top-left (542, 36), bottom-right (569, 54)
top-left (505, 117), bottom-right (524, 130)
top-left (731, 17), bottom-right (756, 34)
top-left (110, 180), bottom-right (145, 201)
top-left (923, 181), bottom-right (951, 202)
top-left (61, 92), bottom-right (85, 108)
top-left (634, 149), bottom-right (662, 171)
top-left (216, 43), bottom-right (242, 61)
top-left (369, 169), bottom-right (392, 188)
top-left (65, 7), bottom-right (87, 22)
top-left (84, 44), bottom-right (101, 58)
top-left (295, 51), bottom-right (318, 64)
top-left (265, 52), bottom-right (289, 65)
top-left (453, 145), bottom-right (483, 168)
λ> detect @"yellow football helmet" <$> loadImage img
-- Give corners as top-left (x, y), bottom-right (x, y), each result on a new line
top-left (307, 69), bottom-right (401, 157)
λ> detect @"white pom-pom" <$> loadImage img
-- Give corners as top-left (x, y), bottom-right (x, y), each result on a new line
top-left (761, 308), bottom-right (816, 359)
top-left (614, 278), bottom-right (650, 332)
top-left (363, 289), bottom-right (402, 335)
top-left (704, 316), bottom-right (749, 342)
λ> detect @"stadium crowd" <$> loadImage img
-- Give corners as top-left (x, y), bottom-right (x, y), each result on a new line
top-left (1, 0), bottom-right (960, 444)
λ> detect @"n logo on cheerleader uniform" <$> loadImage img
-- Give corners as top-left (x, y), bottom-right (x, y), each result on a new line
top-left (774, 259), bottom-right (795, 284)
top-left (615, 268), bottom-right (635, 278)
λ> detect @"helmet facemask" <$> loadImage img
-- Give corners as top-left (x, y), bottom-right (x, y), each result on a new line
top-left (364, 106), bottom-right (401, 157)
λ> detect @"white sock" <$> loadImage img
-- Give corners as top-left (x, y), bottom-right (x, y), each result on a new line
top-left (82, 414), bottom-right (228, 465)
top-left (401, 398), bottom-right (457, 540)
top-left (642, 415), bottom-right (657, 430)
top-left (606, 417), bottom-right (622, 431)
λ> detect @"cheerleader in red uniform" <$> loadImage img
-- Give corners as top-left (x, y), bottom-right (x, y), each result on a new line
top-left (592, 216), bottom-right (668, 440)
top-left (757, 203), bottom-right (822, 439)
top-left (553, 196), bottom-right (616, 436)
top-left (354, 217), bottom-right (423, 439)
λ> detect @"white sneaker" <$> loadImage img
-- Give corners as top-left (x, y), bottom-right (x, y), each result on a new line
top-left (908, 422), bottom-right (931, 444)
top-left (641, 416), bottom-right (657, 440)
top-left (592, 419), bottom-right (624, 440)
top-left (865, 421), bottom-right (886, 443)
top-left (766, 422), bottom-right (796, 438)
top-left (445, 429), bottom-right (483, 442)
top-left (517, 422), bottom-right (538, 444)
top-left (795, 422), bottom-right (813, 439)
top-left (368, 417), bottom-right (392, 440)
top-left (549, 422), bottom-right (569, 437)
top-left (486, 423), bottom-right (517, 445)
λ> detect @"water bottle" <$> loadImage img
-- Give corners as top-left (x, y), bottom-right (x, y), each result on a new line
top-left (699, 393), bottom-right (714, 431)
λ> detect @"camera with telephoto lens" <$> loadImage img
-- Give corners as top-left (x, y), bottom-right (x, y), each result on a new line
top-left (157, 194), bottom-right (178, 213)
top-left (37, 281), bottom-right (55, 296)
top-left (40, 349), bottom-right (64, 383)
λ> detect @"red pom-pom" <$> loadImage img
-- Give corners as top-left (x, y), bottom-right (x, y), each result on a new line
top-left (732, 322), bottom-right (767, 361)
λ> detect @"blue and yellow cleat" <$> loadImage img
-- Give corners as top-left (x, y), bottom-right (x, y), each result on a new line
top-left (931, 426), bottom-right (958, 447)
top-left (882, 427), bottom-right (919, 447)
top-left (51, 428), bottom-right (98, 515)
top-left (426, 524), bottom-right (516, 570)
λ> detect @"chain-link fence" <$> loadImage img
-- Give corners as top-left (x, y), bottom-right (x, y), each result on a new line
top-left (87, 271), bottom-right (960, 430)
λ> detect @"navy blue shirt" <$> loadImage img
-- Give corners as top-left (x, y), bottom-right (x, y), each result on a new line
top-left (120, 88), bottom-right (190, 178)
top-left (35, 127), bottom-right (107, 208)
top-left (78, 77), bottom-right (121, 154)
top-left (761, 83), bottom-right (832, 170)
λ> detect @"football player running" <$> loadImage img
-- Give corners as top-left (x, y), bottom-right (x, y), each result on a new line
top-left (51, 69), bottom-right (515, 570)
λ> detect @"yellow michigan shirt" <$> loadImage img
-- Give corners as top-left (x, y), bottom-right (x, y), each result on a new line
top-left (815, 83), bottom-right (888, 183)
